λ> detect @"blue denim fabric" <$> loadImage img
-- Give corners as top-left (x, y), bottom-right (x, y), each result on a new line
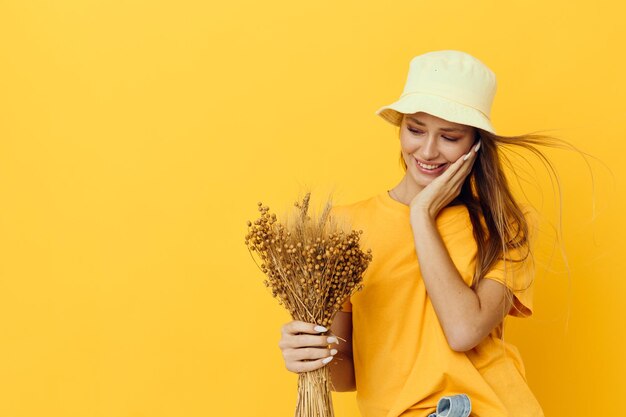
top-left (427, 394), bottom-right (471, 417)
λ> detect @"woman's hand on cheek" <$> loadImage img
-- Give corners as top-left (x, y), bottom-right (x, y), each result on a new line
top-left (409, 141), bottom-right (480, 221)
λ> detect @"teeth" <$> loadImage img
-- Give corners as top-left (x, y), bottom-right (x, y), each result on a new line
top-left (417, 161), bottom-right (442, 170)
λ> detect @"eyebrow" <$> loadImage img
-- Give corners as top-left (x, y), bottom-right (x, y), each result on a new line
top-left (407, 117), bottom-right (467, 133)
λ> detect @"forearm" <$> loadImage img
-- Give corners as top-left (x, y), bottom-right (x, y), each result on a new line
top-left (328, 351), bottom-right (356, 392)
top-left (410, 212), bottom-right (484, 350)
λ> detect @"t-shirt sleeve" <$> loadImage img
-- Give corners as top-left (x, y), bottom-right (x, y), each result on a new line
top-left (340, 298), bottom-right (352, 313)
top-left (482, 208), bottom-right (538, 318)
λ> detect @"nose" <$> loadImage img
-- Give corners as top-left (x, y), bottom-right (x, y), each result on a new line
top-left (419, 135), bottom-right (439, 160)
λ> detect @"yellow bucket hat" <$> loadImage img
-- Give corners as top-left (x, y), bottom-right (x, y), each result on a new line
top-left (375, 50), bottom-right (497, 134)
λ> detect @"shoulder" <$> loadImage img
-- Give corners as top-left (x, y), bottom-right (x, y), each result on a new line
top-left (330, 193), bottom-right (383, 219)
top-left (328, 193), bottom-right (392, 239)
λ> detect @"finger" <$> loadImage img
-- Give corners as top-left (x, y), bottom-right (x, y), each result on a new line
top-left (440, 140), bottom-right (481, 181)
top-left (460, 145), bottom-right (480, 175)
top-left (287, 356), bottom-right (335, 373)
top-left (461, 149), bottom-right (474, 162)
top-left (436, 151), bottom-right (474, 194)
top-left (455, 144), bottom-right (480, 174)
top-left (285, 347), bottom-right (338, 362)
top-left (437, 153), bottom-right (468, 182)
top-left (458, 152), bottom-right (476, 175)
top-left (280, 334), bottom-right (339, 349)
top-left (282, 321), bottom-right (328, 336)
top-left (462, 140), bottom-right (481, 164)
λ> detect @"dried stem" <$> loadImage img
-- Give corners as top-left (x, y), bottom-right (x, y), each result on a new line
top-left (245, 193), bottom-right (372, 416)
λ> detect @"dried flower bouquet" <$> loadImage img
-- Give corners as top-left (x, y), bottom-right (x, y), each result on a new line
top-left (245, 193), bottom-right (372, 417)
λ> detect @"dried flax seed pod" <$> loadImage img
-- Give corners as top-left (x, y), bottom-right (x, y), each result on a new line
top-left (245, 193), bottom-right (372, 417)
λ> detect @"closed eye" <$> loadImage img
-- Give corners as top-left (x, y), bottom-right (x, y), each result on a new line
top-left (408, 127), bottom-right (459, 142)
top-left (442, 136), bottom-right (459, 142)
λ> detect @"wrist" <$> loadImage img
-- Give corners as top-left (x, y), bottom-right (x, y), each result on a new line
top-left (410, 205), bottom-right (435, 225)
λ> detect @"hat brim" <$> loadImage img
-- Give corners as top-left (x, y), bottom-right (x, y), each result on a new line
top-left (375, 93), bottom-right (496, 134)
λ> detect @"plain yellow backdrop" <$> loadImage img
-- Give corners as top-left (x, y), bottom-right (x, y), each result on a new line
top-left (0, 1), bottom-right (624, 416)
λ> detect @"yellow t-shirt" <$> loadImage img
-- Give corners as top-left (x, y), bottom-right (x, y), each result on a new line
top-left (331, 191), bottom-right (544, 417)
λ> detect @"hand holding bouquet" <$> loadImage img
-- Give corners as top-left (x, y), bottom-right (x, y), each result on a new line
top-left (245, 193), bottom-right (372, 417)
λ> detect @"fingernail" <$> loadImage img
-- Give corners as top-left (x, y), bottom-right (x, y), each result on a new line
top-left (330, 349), bottom-right (338, 355)
top-left (463, 152), bottom-right (471, 161)
top-left (474, 140), bottom-right (482, 152)
top-left (322, 356), bottom-right (334, 364)
top-left (314, 325), bottom-right (328, 333)
top-left (327, 336), bottom-right (339, 344)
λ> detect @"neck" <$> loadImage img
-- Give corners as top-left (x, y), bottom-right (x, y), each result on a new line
top-left (390, 175), bottom-right (423, 206)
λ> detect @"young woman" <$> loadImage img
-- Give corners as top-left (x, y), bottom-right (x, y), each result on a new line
top-left (278, 50), bottom-right (549, 417)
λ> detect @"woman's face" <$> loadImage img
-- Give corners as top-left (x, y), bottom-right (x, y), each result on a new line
top-left (399, 112), bottom-right (477, 192)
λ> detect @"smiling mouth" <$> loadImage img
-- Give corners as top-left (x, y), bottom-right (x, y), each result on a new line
top-left (415, 159), bottom-right (446, 170)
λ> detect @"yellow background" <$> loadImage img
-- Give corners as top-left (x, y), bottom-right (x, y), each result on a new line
top-left (0, 1), bottom-right (624, 416)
